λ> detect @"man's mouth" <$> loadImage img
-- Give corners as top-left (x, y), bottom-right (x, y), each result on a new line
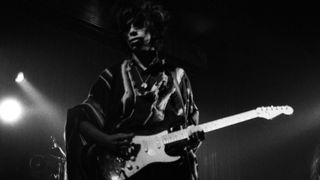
top-left (129, 38), bottom-right (141, 44)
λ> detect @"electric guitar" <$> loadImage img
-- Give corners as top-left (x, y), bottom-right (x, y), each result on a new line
top-left (97, 105), bottom-right (294, 180)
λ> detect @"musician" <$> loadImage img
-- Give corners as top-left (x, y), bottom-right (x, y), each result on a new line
top-left (65, 1), bottom-right (204, 180)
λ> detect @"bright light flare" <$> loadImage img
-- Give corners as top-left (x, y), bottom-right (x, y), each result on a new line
top-left (0, 98), bottom-right (23, 124)
top-left (15, 72), bottom-right (25, 83)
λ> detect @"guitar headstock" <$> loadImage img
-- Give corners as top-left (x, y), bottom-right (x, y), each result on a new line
top-left (256, 105), bottom-right (294, 120)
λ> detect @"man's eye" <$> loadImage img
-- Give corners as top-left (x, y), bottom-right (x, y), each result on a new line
top-left (133, 15), bottom-right (146, 29)
top-left (126, 18), bottom-right (134, 25)
top-left (134, 21), bottom-right (144, 29)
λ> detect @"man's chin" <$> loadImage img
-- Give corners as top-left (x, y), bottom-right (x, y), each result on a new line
top-left (130, 46), bottom-right (141, 52)
top-left (130, 45), bottom-right (153, 52)
top-left (129, 41), bottom-right (142, 48)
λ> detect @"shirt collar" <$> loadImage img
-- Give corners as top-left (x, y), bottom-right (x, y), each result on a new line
top-left (131, 53), bottom-right (161, 71)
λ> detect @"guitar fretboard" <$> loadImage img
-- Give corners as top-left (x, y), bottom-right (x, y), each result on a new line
top-left (199, 109), bottom-right (258, 133)
top-left (162, 129), bottom-right (189, 144)
top-left (161, 109), bottom-right (259, 144)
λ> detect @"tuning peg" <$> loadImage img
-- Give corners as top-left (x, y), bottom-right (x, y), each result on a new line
top-left (283, 105), bottom-right (294, 115)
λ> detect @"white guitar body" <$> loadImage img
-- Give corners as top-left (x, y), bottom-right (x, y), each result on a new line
top-left (98, 131), bottom-right (181, 180)
top-left (97, 105), bottom-right (294, 180)
top-left (122, 131), bottom-right (180, 178)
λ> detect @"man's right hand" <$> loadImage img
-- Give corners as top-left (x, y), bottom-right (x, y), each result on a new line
top-left (79, 121), bottom-right (135, 158)
top-left (103, 133), bottom-right (135, 157)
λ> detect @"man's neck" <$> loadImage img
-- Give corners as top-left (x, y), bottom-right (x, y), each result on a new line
top-left (132, 50), bottom-right (157, 70)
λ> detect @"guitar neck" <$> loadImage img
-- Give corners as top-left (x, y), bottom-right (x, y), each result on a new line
top-left (199, 109), bottom-right (258, 133)
top-left (161, 105), bottom-right (293, 145)
top-left (162, 109), bottom-right (259, 145)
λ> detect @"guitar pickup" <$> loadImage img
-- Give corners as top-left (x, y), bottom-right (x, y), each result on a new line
top-left (124, 143), bottom-right (140, 161)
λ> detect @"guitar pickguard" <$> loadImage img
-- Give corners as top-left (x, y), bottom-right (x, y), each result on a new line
top-left (98, 131), bottom-right (180, 180)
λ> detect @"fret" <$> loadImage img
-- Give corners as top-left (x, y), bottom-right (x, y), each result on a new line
top-left (162, 129), bottom-right (189, 144)
top-left (199, 110), bottom-right (258, 133)
top-left (160, 106), bottom-right (293, 145)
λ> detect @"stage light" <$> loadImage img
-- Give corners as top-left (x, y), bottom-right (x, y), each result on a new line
top-left (15, 72), bottom-right (25, 83)
top-left (0, 98), bottom-right (23, 124)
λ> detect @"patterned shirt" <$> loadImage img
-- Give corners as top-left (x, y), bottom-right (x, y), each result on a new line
top-left (87, 57), bottom-right (199, 135)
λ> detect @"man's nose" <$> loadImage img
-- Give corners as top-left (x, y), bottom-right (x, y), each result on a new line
top-left (128, 29), bottom-right (138, 37)
top-left (128, 25), bottom-right (139, 37)
top-left (129, 30), bottom-right (138, 37)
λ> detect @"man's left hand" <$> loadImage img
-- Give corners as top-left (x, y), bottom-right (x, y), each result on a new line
top-left (187, 125), bottom-right (205, 150)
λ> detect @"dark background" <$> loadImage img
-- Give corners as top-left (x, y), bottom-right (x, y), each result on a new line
top-left (1, 0), bottom-right (320, 180)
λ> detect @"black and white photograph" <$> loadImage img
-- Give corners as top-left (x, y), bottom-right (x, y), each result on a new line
top-left (1, 0), bottom-right (320, 180)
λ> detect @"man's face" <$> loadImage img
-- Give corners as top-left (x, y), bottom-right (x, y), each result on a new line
top-left (126, 23), bottom-right (152, 51)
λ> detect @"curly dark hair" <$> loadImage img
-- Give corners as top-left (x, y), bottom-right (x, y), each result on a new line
top-left (116, 0), bottom-right (170, 51)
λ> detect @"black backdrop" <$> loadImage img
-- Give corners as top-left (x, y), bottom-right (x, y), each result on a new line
top-left (1, 1), bottom-right (320, 180)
